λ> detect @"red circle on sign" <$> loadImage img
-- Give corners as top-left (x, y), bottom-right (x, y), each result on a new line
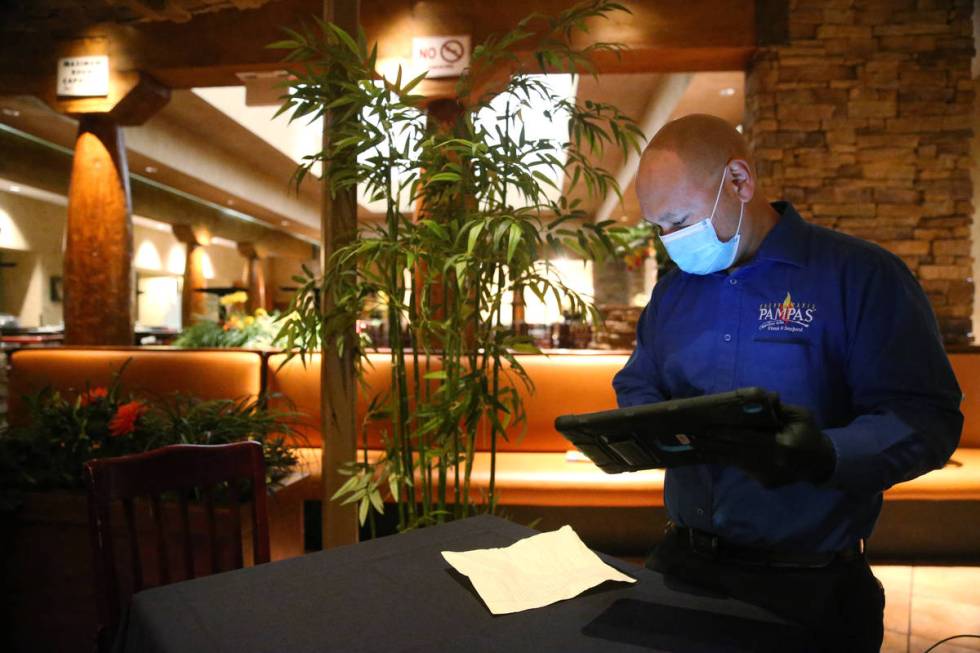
top-left (440, 39), bottom-right (465, 63)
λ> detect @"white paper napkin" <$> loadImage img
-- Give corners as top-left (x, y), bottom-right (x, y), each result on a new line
top-left (441, 524), bottom-right (636, 615)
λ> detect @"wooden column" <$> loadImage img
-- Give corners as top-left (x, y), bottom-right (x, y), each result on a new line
top-left (321, 0), bottom-right (361, 549)
top-left (64, 115), bottom-right (134, 345)
top-left (45, 30), bottom-right (169, 345)
top-left (173, 225), bottom-right (210, 326)
top-left (238, 242), bottom-right (270, 313)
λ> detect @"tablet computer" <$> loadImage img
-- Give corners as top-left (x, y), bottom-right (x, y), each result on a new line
top-left (554, 387), bottom-right (781, 473)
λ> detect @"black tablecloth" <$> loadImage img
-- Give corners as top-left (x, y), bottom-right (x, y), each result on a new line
top-left (118, 514), bottom-right (810, 652)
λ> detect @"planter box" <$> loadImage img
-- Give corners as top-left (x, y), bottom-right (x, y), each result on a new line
top-left (0, 472), bottom-right (311, 653)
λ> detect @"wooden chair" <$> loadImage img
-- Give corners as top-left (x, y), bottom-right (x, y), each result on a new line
top-left (83, 442), bottom-right (270, 650)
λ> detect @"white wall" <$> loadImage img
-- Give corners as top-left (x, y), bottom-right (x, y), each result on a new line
top-left (0, 188), bottom-right (249, 328)
top-left (0, 190), bottom-right (65, 327)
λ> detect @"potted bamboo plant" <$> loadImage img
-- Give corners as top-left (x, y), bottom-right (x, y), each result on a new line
top-left (272, 0), bottom-right (644, 534)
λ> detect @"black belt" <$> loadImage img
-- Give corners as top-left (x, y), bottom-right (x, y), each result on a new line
top-left (672, 525), bottom-right (865, 569)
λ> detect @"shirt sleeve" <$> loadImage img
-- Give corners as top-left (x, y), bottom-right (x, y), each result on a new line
top-left (823, 253), bottom-right (963, 496)
top-left (612, 291), bottom-right (669, 408)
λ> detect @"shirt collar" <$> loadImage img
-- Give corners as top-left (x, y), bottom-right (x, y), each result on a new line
top-left (752, 201), bottom-right (809, 268)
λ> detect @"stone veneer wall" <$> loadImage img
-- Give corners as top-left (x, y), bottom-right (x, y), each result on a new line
top-left (745, 0), bottom-right (975, 343)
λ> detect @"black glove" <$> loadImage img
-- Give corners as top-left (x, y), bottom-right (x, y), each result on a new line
top-left (698, 403), bottom-right (837, 488)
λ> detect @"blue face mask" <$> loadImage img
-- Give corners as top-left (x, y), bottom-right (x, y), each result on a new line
top-left (658, 166), bottom-right (745, 275)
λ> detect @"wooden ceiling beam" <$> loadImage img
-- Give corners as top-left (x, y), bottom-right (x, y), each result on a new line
top-left (106, 0), bottom-right (193, 23)
top-left (0, 0), bottom-right (762, 93)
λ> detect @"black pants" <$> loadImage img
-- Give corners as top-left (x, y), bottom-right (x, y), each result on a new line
top-left (647, 528), bottom-right (885, 653)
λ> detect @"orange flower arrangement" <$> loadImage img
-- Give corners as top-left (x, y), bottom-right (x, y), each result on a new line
top-left (108, 401), bottom-right (148, 437)
top-left (78, 387), bottom-right (109, 407)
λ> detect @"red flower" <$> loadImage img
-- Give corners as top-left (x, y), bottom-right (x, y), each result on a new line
top-left (109, 401), bottom-right (148, 437)
top-left (79, 387), bottom-right (109, 407)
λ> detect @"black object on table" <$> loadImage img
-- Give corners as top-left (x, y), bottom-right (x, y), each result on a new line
top-left (555, 387), bottom-right (783, 473)
top-left (117, 514), bottom-right (810, 653)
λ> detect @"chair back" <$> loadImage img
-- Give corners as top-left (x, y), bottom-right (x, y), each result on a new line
top-left (84, 442), bottom-right (270, 648)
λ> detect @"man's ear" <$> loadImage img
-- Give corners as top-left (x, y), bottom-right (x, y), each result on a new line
top-left (728, 159), bottom-right (755, 203)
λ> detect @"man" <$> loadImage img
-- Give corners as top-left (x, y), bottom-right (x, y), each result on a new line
top-left (613, 113), bottom-right (962, 651)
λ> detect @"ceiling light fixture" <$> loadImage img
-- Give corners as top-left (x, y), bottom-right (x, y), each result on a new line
top-left (1, 108), bottom-right (20, 117)
top-left (144, 165), bottom-right (158, 174)
top-left (226, 199), bottom-right (235, 206)
top-left (9, 185), bottom-right (21, 193)
top-left (280, 220), bottom-right (290, 226)
top-left (719, 87), bottom-right (736, 97)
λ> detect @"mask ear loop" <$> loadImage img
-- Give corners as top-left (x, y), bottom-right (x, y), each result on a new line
top-left (710, 165), bottom-right (745, 240)
top-left (708, 166), bottom-right (728, 223)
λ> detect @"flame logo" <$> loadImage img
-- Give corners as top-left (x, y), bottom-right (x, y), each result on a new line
top-left (779, 292), bottom-right (794, 322)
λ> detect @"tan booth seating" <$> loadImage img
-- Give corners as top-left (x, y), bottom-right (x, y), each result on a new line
top-left (268, 350), bottom-right (980, 559)
top-left (4, 347), bottom-right (310, 562)
top-left (8, 346), bottom-right (977, 558)
top-left (265, 352), bottom-right (666, 508)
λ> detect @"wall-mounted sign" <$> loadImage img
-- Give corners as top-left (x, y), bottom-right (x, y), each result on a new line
top-left (412, 35), bottom-right (470, 79)
top-left (56, 55), bottom-right (110, 97)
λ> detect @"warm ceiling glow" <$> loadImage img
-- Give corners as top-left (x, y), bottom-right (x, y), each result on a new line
top-left (134, 239), bottom-right (163, 271)
top-left (166, 244), bottom-right (185, 275)
top-left (200, 251), bottom-right (216, 280)
top-left (719, 87), bottom-right (736, 96)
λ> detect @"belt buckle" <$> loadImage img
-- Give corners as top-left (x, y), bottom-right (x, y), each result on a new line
top-left (688, 529), bottom-right (719, 559)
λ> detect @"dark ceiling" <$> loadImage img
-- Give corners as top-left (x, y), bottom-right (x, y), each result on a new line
top-left (1, 0), bottom-right (278, 34)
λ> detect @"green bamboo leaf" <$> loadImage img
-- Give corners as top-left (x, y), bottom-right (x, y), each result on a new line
top-left (506, 223), bottom-right (522, 263)
top-left (426, 172), bottom-right (462, 184)
top-left (369, 489), bottom-right (385, 514)
top-left (329, 473), bottom-right (361, 501)
top-left (266, 39), bottom-right (299, 50)
top-left (424, 371), bottom-right (448, 380)
top-left (420, 219), bottom-right (449, 241)
top-left (328, 22), bottom-right (360, 55)
top-left (466, 221), bottom-right (486, 255)
top-left (359, 497), bottom-right (369, 524)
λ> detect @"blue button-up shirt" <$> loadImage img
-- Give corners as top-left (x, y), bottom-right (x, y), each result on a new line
top-left (612, 201), bottom-right (963, 552)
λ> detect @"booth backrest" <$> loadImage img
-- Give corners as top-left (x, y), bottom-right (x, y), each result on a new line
top-left (6, 348), bottom-right (266, 426)
top-left (949, 352), bottom-right (980, 448)
top-left (10, 347), bottom-right (976, 450)
top-left (266, 352), bottom-right (430, 448)
top-left (266, 352), bottom-right (628, 452)
top-left (270, 351), bottom-right (980, 452)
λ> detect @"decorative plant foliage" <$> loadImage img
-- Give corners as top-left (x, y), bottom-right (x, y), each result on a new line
top-left (0, 360), bottom-right (302, 506)
top-left (271, 0), bottom-right (644, 532)
top-left (174, 303), bottom-right (288, 349)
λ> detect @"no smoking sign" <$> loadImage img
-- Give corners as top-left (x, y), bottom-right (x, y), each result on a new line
top-left (412, 35), bottom-right (471, 79)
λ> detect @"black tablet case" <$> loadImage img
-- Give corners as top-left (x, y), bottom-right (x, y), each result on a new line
top-left (554, 387), bottom-right (782, 473)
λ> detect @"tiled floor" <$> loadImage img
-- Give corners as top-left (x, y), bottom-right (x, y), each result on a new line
top-left (876, 565), bottom-right (980, 653)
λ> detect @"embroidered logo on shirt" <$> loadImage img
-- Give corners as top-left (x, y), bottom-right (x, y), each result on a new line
top-left (758, 292), bottom-right (816, 334)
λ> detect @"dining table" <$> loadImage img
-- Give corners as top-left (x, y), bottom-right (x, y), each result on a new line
top-left (116, 513), bottom-right (810, 652)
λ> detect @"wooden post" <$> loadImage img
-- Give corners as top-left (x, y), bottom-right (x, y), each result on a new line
top-left (172, 225), bottom-right (211, 327)
top-left (321, 0), bottom-right (361, 549)
top-left (48, 32), bottom-right (169, 345)
top-left (237, 242), bottom-right (270, 313)
top-left (63, 115), bottom-right (134, 345)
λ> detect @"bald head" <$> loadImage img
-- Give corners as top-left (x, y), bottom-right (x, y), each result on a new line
top-left (640, 113), bottom-right (752, 189)
top-left (636, 114), bottom-right (779, 269)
